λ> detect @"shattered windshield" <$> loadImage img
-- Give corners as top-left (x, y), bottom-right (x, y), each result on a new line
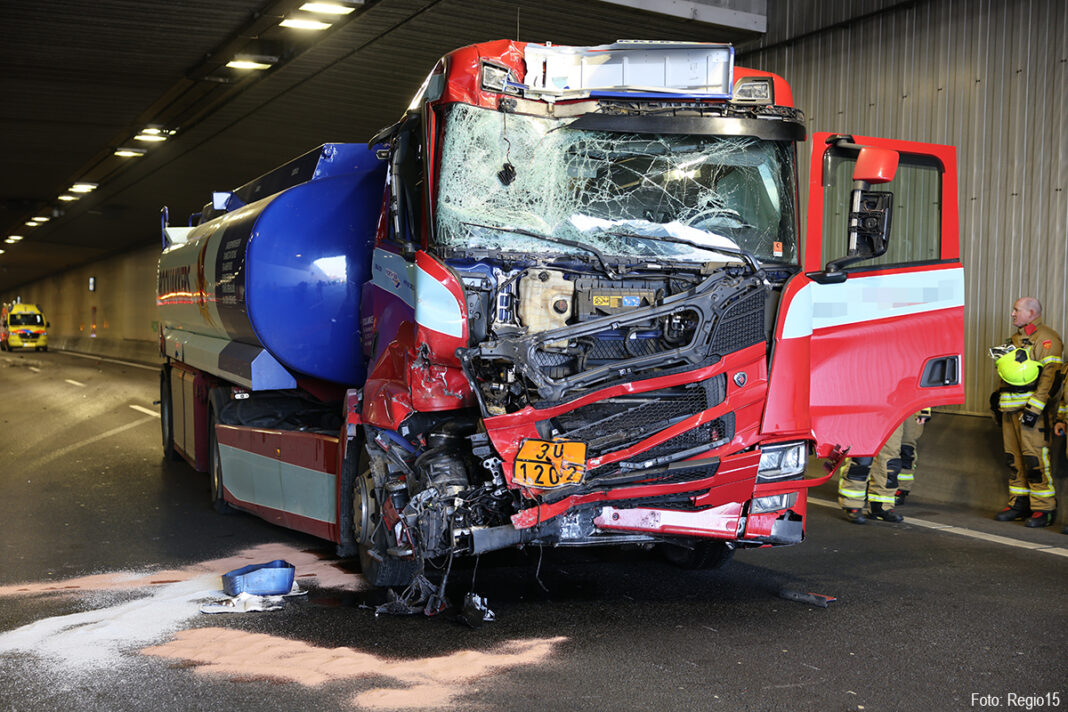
top-left (434, 103), bottom-right (797, 264)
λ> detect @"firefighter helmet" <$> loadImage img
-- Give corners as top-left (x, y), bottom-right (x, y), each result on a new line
top-left (996, 348), bottom-right (1040, 386)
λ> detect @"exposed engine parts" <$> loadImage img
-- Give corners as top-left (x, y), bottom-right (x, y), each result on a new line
top-left (458, 258), bottom-right (768, 412)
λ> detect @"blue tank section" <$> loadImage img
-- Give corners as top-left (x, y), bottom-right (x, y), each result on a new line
top-left (158, 144), bottom-right (386, 387)
top-left (244, 162), bottom-right (384, 385)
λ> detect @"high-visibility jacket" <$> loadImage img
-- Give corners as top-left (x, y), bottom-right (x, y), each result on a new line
top-left (997, 318), bottom-right (1062, 415)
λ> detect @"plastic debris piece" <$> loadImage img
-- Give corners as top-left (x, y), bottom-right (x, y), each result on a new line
top-left (374, 576), bottom-right (441, 617)
top-left (222, 560), bottom-right (295, 596)
top-left (459, 592), bottom-right (496, 628)
top-left (778, 589), bottom-right (837, 608)
top-left (200, 592), bottom-right (286, 614)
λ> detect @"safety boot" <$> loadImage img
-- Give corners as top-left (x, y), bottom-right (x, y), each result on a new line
top-left (994, 498), bottom-right (1030, 521)
top-left (1024, 511), bottom-right (1055, 528)
top-left (844, 508), bottom-right (867, 524)
top-left (895, 490), bottom-right (909, 506)
top-left (868, 503), bottom-right (904, 522)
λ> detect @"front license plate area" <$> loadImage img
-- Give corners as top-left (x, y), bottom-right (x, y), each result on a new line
top-left (513, 439), bottom-right (587, 489)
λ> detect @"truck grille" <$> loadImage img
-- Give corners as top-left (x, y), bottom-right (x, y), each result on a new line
top-left (542, 375), bottom-right (726, 460)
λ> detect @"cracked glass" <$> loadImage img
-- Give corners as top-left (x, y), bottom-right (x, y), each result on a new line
top-left (434, 103), bottom-right (798, 264)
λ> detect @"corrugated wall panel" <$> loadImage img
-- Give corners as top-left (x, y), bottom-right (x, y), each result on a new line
top-left (741, 0), bottom-right (1068, 414)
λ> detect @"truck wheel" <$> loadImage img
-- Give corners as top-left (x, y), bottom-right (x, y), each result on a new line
top-left (353, 453), bottom-right (418, 588)
top-left (159, 369), bottom-right (180, 461)
top-left (660, 540), bottom-right (734, 570)
top-left (208, 409), bottom-right (234, 514)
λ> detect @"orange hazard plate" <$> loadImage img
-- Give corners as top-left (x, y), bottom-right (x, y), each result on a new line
top-left (513, 439), bottom-right (587, 489)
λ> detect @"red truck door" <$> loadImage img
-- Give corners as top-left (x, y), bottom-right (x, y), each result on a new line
top-left (764, 133), bottom-right (965, 457)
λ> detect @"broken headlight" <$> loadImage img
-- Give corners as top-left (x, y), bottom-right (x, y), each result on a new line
top-left (750, 492), bottom-right (798, 514)
top-left (756, 442), bottom-right (807, 483)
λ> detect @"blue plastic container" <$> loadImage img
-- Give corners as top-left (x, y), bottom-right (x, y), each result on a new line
top-left (222, 559), bottom-right (296, 596)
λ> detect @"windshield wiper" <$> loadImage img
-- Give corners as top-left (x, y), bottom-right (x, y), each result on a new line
top-left (460, 221), bottom-right (623, 279)
top-left (595, 230), bottom-right (763, 275)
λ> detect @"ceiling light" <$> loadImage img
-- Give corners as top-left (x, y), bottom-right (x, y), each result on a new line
top-left (114, 147), bottom-right (147, 157)
top-left (58, 194), bottom-right (78, 201)
top-left (135, 133), bottom-right (167, 142)
top-left (226, 53), bottom-right (278, 71)
top-left (32, 216), bottom-right (49, 222)
top-left (226, 59), bottom-right (273, 70)
top-left (280, 16), bottom-right (333, 30)
top-left (70, 182), bottom-right (98, 193)
top-left (25, 221), bottom-right (40, 227)
top-left (0, 249), bottom-right (5, 255)
top-left (299, 2), bottom-right (360, 15)
top-left (7, 235), bottom-right (23, 242)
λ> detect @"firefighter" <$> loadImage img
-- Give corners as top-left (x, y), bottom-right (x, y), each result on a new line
top-left (837, 417), bottom-right (915, 524)
top-left (895, 408), bottom-right (932, 505)
top-left (993, 297), bottom-right (1061, 527)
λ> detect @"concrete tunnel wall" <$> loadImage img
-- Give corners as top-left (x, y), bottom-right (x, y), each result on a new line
top-left (1, 244), bottom-right (164, 365)
top-left (1, 243), bottom-right (1065, 526)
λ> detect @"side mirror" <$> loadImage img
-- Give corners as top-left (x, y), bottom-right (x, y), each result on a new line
top-left (853, 147), bottom-right (898, 184)
top-left (821, 189), bottom-right (894, 275)
top-left (814, 146), bottom-right (899, 282)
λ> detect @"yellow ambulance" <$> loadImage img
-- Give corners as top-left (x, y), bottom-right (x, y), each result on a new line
top-left (1, 303), bottom-right (49, 351)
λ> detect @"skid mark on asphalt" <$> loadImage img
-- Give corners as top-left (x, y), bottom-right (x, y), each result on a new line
top-left (142, 629), bottom-right (566, 709)
top-left (809, 496), bottom-right (1068, 557)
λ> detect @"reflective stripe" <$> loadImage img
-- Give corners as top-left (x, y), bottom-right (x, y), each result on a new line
top-left (898, 472), bottom-right (915, 482)
top-left (1009, 486), bottom-right (1031, 495)
top-left (838, 485), bottom-right (866, 498)
top-left (1039, 355), bottom-right (1062, 366)
top-left (869, 494), bottom-right (896, 504)
top-left (1026, 396), bottom-right (1046, 411)
top-left (999, 393), bottom-right (1031, 408)
top-left (1031, 487), bottom-right (1057, 497)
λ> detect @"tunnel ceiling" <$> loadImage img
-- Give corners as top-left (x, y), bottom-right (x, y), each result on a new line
top-left (0, 0), bottom-right (764, 293)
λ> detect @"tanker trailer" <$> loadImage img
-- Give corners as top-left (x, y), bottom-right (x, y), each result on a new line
top-left (158, 142), bottom-right (385, 541)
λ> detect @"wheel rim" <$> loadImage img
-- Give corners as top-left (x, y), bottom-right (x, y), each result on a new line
top-left (353, 467), bottom-right (375, 548)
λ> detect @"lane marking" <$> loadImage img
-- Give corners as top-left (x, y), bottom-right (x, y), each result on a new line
top-left (58, 349), bottom-right (161, 372)
top-left (65, 379), bottom-right (85, 387)
top-left (129, 404), bottom-right (160, 419)
top-left (26, 416), bottom-right (156, 470)
top-left (810, 496), bottom-right (1067, 557)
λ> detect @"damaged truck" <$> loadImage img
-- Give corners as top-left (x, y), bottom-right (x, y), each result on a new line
top-left (158, 40), bottom-right (965, 589)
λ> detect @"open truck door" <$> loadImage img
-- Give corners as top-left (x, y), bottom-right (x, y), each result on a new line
top-left (764, 133), bottom-right (964, 457)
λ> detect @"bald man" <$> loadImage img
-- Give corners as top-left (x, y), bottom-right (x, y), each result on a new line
top-left (994, 297), bottom-right (1061, 527)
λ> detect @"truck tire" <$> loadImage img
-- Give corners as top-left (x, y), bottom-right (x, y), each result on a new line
top-left (208, 409), bottom-right (234, 514)
top-left (660, 539), bottom-right (734, 570)
top-left (353, 450), bottom-right (418, 588)
top-left (159, 368), bottom-right (180, 461)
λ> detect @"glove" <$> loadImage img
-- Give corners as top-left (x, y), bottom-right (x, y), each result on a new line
top-left (1020, 410), bottom-right (1039, 428)
top-left (989, 391), bottom-right (1002, 427)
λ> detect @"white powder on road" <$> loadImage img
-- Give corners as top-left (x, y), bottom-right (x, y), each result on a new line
top-left (0, 542), bottom-right (364, 671)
